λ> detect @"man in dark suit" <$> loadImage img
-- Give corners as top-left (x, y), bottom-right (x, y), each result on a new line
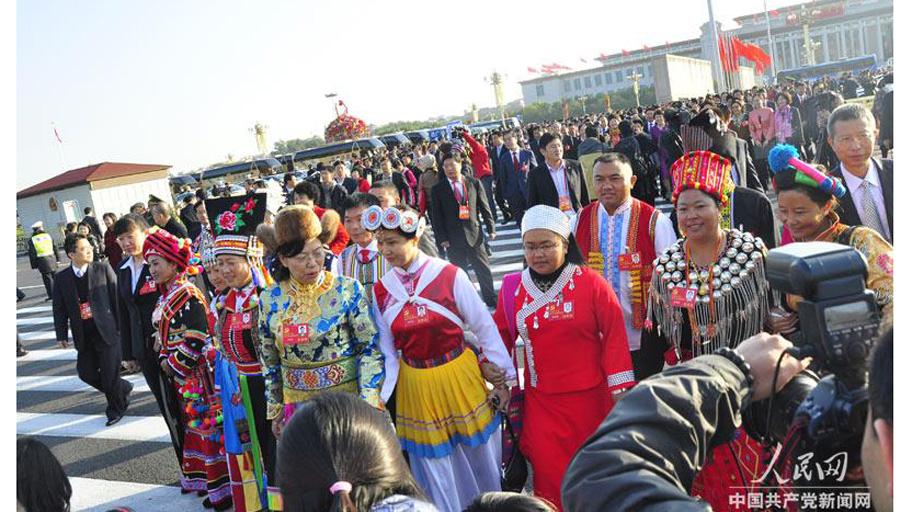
top-left (334, 160), bottom-right (359, 195)
top-left (526, 132), bottom-right (590, 214)
top-left (53, 233), bottom-right (132, 426)
top-left (81, 207), bottom-right (104, 239)
top-left (827, 104), bottom-right (893, 243)
top-left (430, 150), bottom-right (498, 308)
top-left (498, 130), bottom-right (537, 227)
top-left (488, 130), bottom-right (513, 225)
top-left (113, 213), bottom-right (185, 460)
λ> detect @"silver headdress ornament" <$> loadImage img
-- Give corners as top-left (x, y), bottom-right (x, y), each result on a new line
top-left (361, 205), bottom-right (427, 237)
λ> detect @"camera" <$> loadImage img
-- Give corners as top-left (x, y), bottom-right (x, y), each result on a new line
top-left (747, 242), bottom-right (881, 486)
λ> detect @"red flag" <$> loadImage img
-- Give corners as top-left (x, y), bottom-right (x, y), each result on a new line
top-left (718, 35), bottom-right (731, 72)
top-left (621, 49), bottom-right (630, 56)
top-left (527, 67), bottom-right (539, 73)
top-left (53, 126), bottom-right (63, 144)
top-left (737, 40), bottom-right (772, 74)
top-left (770, 9), bottom-right (779, 17)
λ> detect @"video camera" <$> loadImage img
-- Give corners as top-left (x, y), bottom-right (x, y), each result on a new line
top-left (746, 242), bottom-right (882, 485)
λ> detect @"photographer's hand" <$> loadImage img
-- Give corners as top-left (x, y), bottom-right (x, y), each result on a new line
top-left (735, 332), bottom-right (809, 401)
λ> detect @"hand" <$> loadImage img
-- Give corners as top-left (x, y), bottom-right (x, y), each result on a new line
top-left (152, 333), bottom-right (162, 353)
top-left (441, 241), bottom-right (450, 250)
top-left (159, 359), bottom-right (174, 377)
top-left (272, 416), bottom-right (285, 438)
top-left (767, 307), bottom-right (799, 334)
top-left (480, 361), bottom-right (506, 387)
top-left (58, 339), bottom-right (70, 349)
top-left (735, 332), bottom-right (810, 402)
top-left (488, 232), bottom-right (497, 241)
top-left (489, 386), bottom-right (511, 414)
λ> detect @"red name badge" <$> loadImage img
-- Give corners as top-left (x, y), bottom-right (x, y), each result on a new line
top-left (546, 301), bottom-right (574, 321)
top-left (79, 302), bottom-right (93, 320)
top-left (617, 252), bottom-right (642, 271)
top-left (402, 303), bottom-right (431, 327)
top-left (458, 205), bottom-right (470, 220)
top-left (283, 323), bottom-right (310, 346)
top-left (670, 287), bottom-right (698, 309)
top-left (558, 196), bottom-right (572, 212)
top-left (230, 312), bottom-right (254, 330)
top-left (139, 277), bottom-right (157, 295)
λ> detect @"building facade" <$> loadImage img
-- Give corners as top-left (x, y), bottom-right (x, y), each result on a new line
top-left (519, 0), bottom-right (892, 105)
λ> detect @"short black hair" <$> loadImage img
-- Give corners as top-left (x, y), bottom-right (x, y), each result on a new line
top-left (538, 132), bottom-right (560, 151)
top-left (594, 152), bottom-right (631, 168)
top-left (869, 327), bottom-right (892, 426)
top-left (293, 181), bottom-right (320, 202)
top-left (83, 207), bottom-right (92, 215)
top-left (585, 125), bottom-right (599, 138)
top-left (64, 233), bottom-right (88, 254)
top-left (112, 213), bottom-right (149, 237)
top-left (464, 492), bottom-right (557, 512)
top-left (342, 192), bottom-right (380, 211)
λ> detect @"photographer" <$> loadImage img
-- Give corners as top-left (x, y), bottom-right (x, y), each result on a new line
top-left (561, 328), bottom-right (892, 511)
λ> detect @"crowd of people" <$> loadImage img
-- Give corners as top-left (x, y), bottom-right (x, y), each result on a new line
top-left (22, 67), bottom-right (894, 511)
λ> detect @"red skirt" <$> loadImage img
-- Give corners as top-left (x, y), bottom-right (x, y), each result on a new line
top-left (520, 385), bottom-right (614, 511)
top-left (175, 381), bottom-right (232, 507)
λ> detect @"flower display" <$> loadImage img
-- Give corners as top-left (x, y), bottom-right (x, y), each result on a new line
top-left (324, 100), bottom-right (370, 142)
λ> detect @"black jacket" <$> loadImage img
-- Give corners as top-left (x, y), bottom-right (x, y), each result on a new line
top-left (161, 217), bottom-right (189, 239)
top-left (82, 215), bottom-right (104, 239)
top-left (319, 183), bottom-right (349, 213)
top-left (526, 159), bottom-right (590, 212)
top-left (733, 137), bottom-right (764, 192)
top-left (52, 262), bottom-right (120, 350)
top-left (829, 158), bottom-right (893, 237)
top-left (429, 175), bottom-right (494, 250)
top-left (562, 355), bottom-right (748, 511)
top-left (117, 260), bottom-right (161, 362)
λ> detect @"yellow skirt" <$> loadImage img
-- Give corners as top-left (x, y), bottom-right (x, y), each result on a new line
top-left (395, 348), bottom-right (498, 458)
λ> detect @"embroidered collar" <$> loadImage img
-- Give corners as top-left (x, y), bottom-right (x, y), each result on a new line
top-left (599, 197), bottom-right (632, 218)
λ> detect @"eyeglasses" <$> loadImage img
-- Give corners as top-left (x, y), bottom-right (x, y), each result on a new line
top-left (523, 242), bottom-right (561, 254)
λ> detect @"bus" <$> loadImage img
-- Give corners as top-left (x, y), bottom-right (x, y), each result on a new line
top-left (285, 137), bottom-right (386, 172)
top-left (199, 158), bottom-right (283, 187)
top-left (777, 54), bottom-right (878, 82)
top-left (378, 133), bottom-right (411, 148)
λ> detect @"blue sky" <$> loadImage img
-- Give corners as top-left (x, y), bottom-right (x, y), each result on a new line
top-left (17, 0), bottom-right (801, 189)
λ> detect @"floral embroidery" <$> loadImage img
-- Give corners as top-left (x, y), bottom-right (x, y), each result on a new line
top-left (877, 253), bottom-right (893, 276)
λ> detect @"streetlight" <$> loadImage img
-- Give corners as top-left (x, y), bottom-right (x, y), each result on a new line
top-left (787, 4), bottom-right (822, 66)
top-left (626, 72), bottom-right (643, 107)
top-left (579, 95), bottom-right (588, 115)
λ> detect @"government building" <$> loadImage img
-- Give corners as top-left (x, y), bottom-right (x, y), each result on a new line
top-left (519, 0), bottom-right (892, 105)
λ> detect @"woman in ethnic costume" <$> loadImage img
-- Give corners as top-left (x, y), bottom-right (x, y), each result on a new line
top-left (645, 150), bottom-right (772, 511)
top-left (766, 144), bottom-right (893, 335)
top-left (144, 226), bottom-right (231, 511)
top-left (492, 205), bottom-right (635, 511)
top-left (257, 205), bottom-right (384, 438)
top-left (363, 204), bottom-right (515, 512)
top-left (206, 193), bottom-right (279, 511)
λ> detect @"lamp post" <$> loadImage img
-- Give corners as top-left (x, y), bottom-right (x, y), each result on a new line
top-left (484, 71), bottom-right (507, 126)
top-left (579, 95), bottom-right (588, 115)
top-left (626, 72), bottom-right (643, 107)
top-left (788, 4), bottom-right (822, 66)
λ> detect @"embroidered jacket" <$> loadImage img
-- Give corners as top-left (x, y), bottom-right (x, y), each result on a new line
top-left (153, 275), bottom-right (216, 380)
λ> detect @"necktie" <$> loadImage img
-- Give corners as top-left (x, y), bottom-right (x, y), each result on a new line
top-left (453, 181), bottom-right (464, 203)
top-left (512, 151), bottom-right (520, 172)
top-left (358, 249), bottom-right (371, 264)
top-left (860, 180), bottom-right (889, 240)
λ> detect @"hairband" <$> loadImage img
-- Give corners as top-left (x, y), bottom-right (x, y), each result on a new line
top-left (361, 205), bottom-right (426, 236)
top-left (329, 481), bottom-right (352, 495)
top-left (768, 144), bottom-right (846, 198)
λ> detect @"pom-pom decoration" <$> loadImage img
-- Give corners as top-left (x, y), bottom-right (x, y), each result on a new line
top-left (768, 144), bottom-right (846, 198)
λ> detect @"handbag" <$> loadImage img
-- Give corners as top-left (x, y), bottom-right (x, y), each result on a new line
top-left (501, 412), bottom-right (529, 492)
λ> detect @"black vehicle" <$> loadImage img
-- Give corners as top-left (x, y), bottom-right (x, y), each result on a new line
top-left (404, 130), bottom-right (431, 144)
top-left (200, 158), bottom-right (283, 185)
top-left (289, 137), bottom-right (386, 167)
top-left (378, 133), bottom-right (411, 148)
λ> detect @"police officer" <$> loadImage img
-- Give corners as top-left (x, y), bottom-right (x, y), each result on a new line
top-left (27, 221), bottom-right (61, 301)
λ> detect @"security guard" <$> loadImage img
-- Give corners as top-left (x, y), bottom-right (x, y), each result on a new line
top-left (27, 221), bottom-right (61, 301)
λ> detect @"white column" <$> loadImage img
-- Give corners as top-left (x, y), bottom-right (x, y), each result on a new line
top-left (822, 30), bottom-right (830, 62)
top-left (876, 19), bottom-right (885, 61)
top-left (840, 26), bottom-right (847, 58)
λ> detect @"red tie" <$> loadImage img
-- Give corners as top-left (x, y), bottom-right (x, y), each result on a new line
top-left (453, 181), bottom-right (464, 203)
top-left (512, 151), bottom-right (520, 172)
top-left (358, 249), bottom-right (371, 264)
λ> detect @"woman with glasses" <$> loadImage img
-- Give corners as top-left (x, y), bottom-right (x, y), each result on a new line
top-left (365, 204), bottom-right (516, 512)
top-left (257, 205), bottom-right (384, 442)
top-left (491, 205), bottom-right (634, 511)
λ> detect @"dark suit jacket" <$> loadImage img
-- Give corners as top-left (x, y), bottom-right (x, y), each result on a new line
top-left (526, 159), bottom-right (590, 212)
top-left (82, 215), bottom-right (104, 239)
top-left (340, 177), bottom-right (358, 195)
top-left (733, 138), bottom-right (763, 192)
top-left (429, 175), bottom-right (494, 250)
top-left (497, 148), bottom-right (537, 199)
top-left (117, 260), bottom-right (161, 361)
top-left (52, 262), bottom-right (120, 350)
top-left (828, 158), bottom-right (893, 235)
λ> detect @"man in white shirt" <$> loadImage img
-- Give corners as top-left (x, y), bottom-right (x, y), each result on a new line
top-left (574, 153), bottom-right (677, 379)
top-left (827, 103), bottom-right (893, 242)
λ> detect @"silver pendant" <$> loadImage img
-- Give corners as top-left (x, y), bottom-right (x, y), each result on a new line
top-left (533, 316), bottom-right (539, 329)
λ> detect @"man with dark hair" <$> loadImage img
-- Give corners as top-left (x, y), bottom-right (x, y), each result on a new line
top-left (527, 132), bottom-right (590, 216)
top-left (863, 327), bottom-right (893, 512)
top-left (370, 181), bottom-right (439, 257)
top-left (81, 206), bottom-right (103, 239)
top-left (53, 232), bottom-right (132, 426)
top-left (430, 150), bottom-right (497, 308)
top-left (317, 165), bottom-right (349, 213)
top-left (497, 131), bottom-right (537, 227)
top-left (293, 180), bottom-right (350, 255)
top-left (333, 193), bottom-right (391, 296)
top-left (150, 202), bottom-right (188, 239)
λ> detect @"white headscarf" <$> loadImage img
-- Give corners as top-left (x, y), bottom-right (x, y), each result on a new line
top-left (521, 205), bottom-right (571, 240)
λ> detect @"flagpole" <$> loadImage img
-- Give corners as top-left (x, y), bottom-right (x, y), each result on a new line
top-left (763, 0), bottom-right (778, 82)
top-left (707, 0), bottom-right (724, 93)
top-left (52, 122), bottom-right (69, 172)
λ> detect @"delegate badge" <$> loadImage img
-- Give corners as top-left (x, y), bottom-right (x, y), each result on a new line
top-left (282, 323), bottom-right (310, 346)
top-left (458, 205), bottom-right (470, 220)
top-left (617, 252), bottom-right (642, 271)
top-left (79, 301), bottom-right (93, 320)
top-left (401, 302), bottom-right (431, 327)
top-left (230, 312), bottom-right (254, 330)
top-left (139, 277), bottom-right (157, 295)
top-left (670, 287), bottom-right (697, 309)
top-left (545, 300), bottom-right (574, 321)
top-left (558, 196), bottom-right (572, 212)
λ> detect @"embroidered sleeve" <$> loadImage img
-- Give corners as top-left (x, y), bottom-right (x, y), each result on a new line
top-left (594, 275), bottom-right (635, 392)
top-left (371, 287), bottom-right (400, 404)
top-left (851, 228), bottom-right (894, 319)
top-left (166, 297), bottom-right (211, 378)
top-left (258, 286), bottom-right (284, 420)
top-left (345, 279), bottom-right (384, 409)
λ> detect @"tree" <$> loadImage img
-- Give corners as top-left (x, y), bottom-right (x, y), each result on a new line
top-left (272, 137), bottom-right (325, 155)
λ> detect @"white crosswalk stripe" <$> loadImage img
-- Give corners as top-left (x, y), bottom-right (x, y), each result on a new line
top-left (16, 348), bottom-right (78, 361)
top-left (69, 477), bottom-right (206, 512)
top-left (18, 374), bottom-right (150, 393)
top-left (17, 412), bottom-right (171, 443)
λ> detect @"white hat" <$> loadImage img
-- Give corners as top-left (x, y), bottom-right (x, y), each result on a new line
top-left (521, 205), bottom-right (571, 240)
top-left (30, 221), bottom-right (43, 229)
top-left (417, 154), bottom-right (437, 171)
